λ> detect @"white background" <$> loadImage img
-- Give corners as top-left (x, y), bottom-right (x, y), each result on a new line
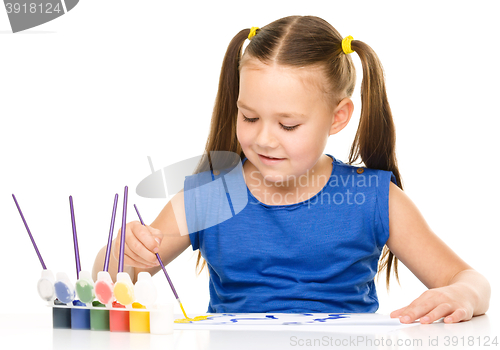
top-left (0, 0), bottom-right (498, 317)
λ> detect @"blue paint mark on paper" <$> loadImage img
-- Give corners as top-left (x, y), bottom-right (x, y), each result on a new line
top-left (313, 314), bottom-right (349, 322)
top-left (230, 315), bottom-right (278, 323)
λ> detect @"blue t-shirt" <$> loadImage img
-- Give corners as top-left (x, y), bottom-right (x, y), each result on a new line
top-left (186, 154), bottom-right (397, 313)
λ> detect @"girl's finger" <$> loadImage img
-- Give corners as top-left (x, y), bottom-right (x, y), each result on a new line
top-left (113, 237), bottom-right (155, 268)
top-left (133, 223), bottom-right (161, 253)
top-left (444, 308), bottom-right (470, 324)
top-left (420, 303), bottom-right (454, 324)
top-left (112, 222), bottom-right (160, 267)
top-left (399, 301), bottom-right (440, 324)
top-left (126, 225), bottom-right (159, 263)
top-left (122, 253), bottom-right (157, 269)
top-left (113, 229), bottom-right (156, 268)
top-left (390, 306), bottom-right (407, 318)
top-left (146, 225), bottom-right (163, 246)
top-left (125, 240), bottom-right (158, 267)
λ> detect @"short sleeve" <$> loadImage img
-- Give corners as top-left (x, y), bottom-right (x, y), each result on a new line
top-left (375, 170), bottom-right (398, 249)
top-left (189, 231), bottom-right (200, 251)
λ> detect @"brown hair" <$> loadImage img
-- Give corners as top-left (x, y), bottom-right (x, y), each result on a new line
top-left (193, 16), bottom-right (403, 289)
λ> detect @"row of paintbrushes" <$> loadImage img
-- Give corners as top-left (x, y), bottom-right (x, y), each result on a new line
top-left (12, 187), bottom-right (188, 318)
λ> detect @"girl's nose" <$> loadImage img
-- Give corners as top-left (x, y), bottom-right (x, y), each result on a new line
top-left (255, 124), bottom-right (279, 149)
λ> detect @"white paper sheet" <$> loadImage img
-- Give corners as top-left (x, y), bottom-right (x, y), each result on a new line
top-left (173, 313), bottom-right (418, 332)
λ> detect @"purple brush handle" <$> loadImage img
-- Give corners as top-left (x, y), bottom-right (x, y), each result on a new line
top-left (133, 204), bottom-right (179, 299)
top-left (133, 204), bottom-right (145, 226)
top-left (12, 194), bottom-right (47, 270)
top-left (69, 196), bottom-right (81, 280)
top-left (118, 186), bottom-right (128, 273)
top-left (103, 194), bottom-right (119, 272)
top-left (156, 253), bottom-right (179, 299)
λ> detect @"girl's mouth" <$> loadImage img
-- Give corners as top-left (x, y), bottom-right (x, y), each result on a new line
top-left (258, 154), bottom-right (285, 164)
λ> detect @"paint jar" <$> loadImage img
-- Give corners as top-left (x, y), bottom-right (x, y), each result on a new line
top-left (52, 299), bottom-right (71, 329)
top-left (37, 269), bottom-right (56, 302)
top-left (150, 303), bottom-right (174, 335)
top-left (71, 300), bottom-right (90, 330)
top-left (54, 272), bottom-right (75, 304)
top-left (129, 302), bottom-right (150, 333)
top-left (113, 272), bottom-right (134, 307)
top-left (95, 271), bottom-right (114, 307)
top-left (90, 300), bottom-right (110, 331)
top-left (134, 272), bottom-right (157, 307)
top-left (75, 271), bottom-right (95, 305)
top-left (109, 300), bottom-right (129, 332)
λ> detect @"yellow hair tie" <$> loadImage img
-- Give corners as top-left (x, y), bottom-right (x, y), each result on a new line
top-left (248, 27), bottom-right (259, 40)
top-left (342, 35), bottom-right (354, 54)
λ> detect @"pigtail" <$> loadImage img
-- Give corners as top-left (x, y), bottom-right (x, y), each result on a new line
top-left (194, 29), bottom-right (250, 275)
top-left (202, 29), bottom-right (249, 158)
top-left (348, 40), bottom-right (403, 290)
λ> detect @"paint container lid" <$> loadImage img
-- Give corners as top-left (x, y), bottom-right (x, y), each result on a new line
top-left (116, 272), bottom-right (132, 283)
top-left (95, 280), bottom-right (114, 305)
top-left (97, 271), bottom-right (112, 283)
top-left (134, 272), bottom-right (157, 307)
top-left (113, 272), bottom-right (134, 306)
top-left (37, 269), bottom-right (55, 302)
top-left (54, 272), bottom-right (75, 304)
top-left (95, 271), bottom-right (114, 305)
top-left (75, 271), bottom-right (95, 304)
top-left (79, 270), bottom-right (93, 282)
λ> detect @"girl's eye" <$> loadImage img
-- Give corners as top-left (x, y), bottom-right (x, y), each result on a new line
top-left (243, 116), bottom-right (258, 123)
top-left (280, 124), bottom-right (299, 131)
top-left (243, 115), bottom-right (299, 131)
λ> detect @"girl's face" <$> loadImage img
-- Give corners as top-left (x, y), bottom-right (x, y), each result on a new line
top-left (237, 59), bottom-right (348, 186)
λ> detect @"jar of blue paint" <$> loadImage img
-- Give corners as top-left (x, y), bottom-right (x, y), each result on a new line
top-left (71, 300), bottom-right (90, 330)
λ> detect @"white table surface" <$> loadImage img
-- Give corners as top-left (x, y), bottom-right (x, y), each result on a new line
top-left (1, 312), bottom-right (497, 350)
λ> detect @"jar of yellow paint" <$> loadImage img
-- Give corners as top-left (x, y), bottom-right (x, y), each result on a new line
top-left (129, 302), bottom-right (150, 333)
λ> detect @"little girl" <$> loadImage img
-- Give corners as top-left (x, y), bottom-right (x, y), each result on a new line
top-left (92, 15), bottom-right (490, 324)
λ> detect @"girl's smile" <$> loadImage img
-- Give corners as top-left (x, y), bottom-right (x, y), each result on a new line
top-left (257, 153), bottom-right (286, 165)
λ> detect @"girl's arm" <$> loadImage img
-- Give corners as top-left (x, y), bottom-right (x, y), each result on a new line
top-left (386, 182), bottom-right (491, 324)
top-left (92, 190), bottom-right (191, 284)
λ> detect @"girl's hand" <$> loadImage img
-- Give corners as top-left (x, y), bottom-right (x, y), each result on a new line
top-left (112, 220), bottom-right (163, 269)
top-left (390, 284), bottom-right (475, 324)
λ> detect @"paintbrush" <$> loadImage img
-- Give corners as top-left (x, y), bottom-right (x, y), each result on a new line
top-left (70, 196), bottom-right (96, 306)
top-left (12, 194), bottom-right (56, 302)
top-left (95, 193), bottom-right (118, 307)
top-left (133, 204), bottom-right (189, 319)
top-left (113, 186), bottom-right (135, 307)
